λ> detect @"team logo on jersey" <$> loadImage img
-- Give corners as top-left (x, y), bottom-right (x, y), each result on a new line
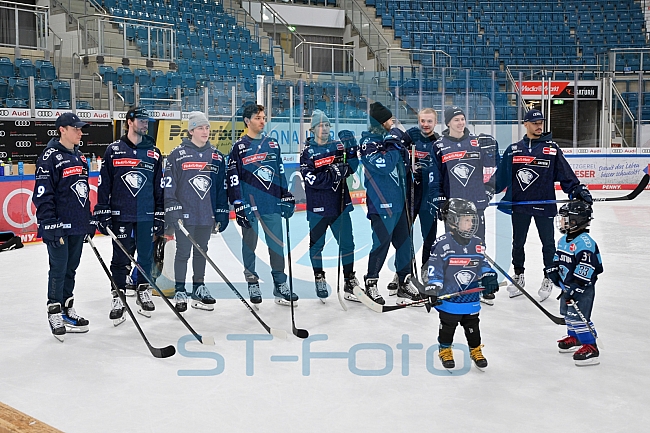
top-left (315, 155), bottom-right (335, 168)
top-left (470, 139), bottom-right (479, 147)
top-left (121, 171), bottom-right (147, 197)
top-left (212, 153), bottom-right (222, 161)
top-left (147, 150), bottom-right (159, 160)
top-left (70, 180), bottom-right (89, 207)
top-left (449, 258), bottom-right (471, 266)
top-left (113, 158), bottom-right (141, 167)
top-left (476, 245), bottom-right (485, 254)
top-left (268, 141), bottom-right (278, 149)
top-left (304, 172), bottom-right (316, 185)
top-left (569, 243), bottom-right (576, 252)
top-left (516, 168), bottom-right (539, 191)
top-left (454, 270), bottom-right (476, 288)
top-left (56, 154), bottom-right (63, 161)
top-left (62, 166), bottom-right (84, 178)
top-left (442, 151), bottom-right (466, 163)
top-left (243, 153), bottom-right (268, 165)
top-left (112, 145), bottom-right (120, 151)
top-left (80, 155), bottom-right (87, 163)
top-left (543, 147), bottom-right (557, 155)
top-left (182, 161), bottom-right (207, 171)
top-left (337, 143), bottom-right (345, 150)
top-left (450, 163), bottom-right (475, 186)
top-left (179, 150), bottom-right (186, 156)
top-left (42, 148), bottom-right (57, 160)
top-left (254, 165), bottom-right (275, 190)
top-left (189, 174), bottom-right (212, 200)
top-left (389, 166), bottom-right (400, 186)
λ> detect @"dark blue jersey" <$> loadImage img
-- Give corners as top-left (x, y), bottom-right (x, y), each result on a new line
top-left (494, 132), bottom-right (580, 217)
top-left (427, 232), bottom-right (494, 315)
top-left (359, 129), bottom-right (410, 218)
top-left (554, 232), bottom-right (603, 289)
top-left (227, 134), bottom-right (289, 214)
top-left (96, 134), bottom-right (164, 222)
top-left (402, 127), bottom-right (439, 214)
top-left (299, 136), bottom-right (359, 220)
top-left (429, 129), bottom-right (499, 211)
top-left (164, 138), bottom-right (228, 226)
top-left (33, 139), bottom-right (92, 236)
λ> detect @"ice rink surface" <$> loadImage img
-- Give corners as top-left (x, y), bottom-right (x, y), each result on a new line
top-left (1, 191), bottom-right (649, 432)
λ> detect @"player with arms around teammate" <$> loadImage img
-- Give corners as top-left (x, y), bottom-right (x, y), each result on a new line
top-left (545, 201), bottom-right (603, 366)
top-left (299, 110), bottom-right (361, 302)
top-left (493, 109), bottom-right (592, 301)
top-left (34, 113), bottom-right (94, 341)
top-left (227, 104), bottom-right (297, 307)
top-left (93, 107), bottom-right (164, 325)
top-left (164, 111), bottom-right (229, 313)
top-left (420, 199), bottom-right (499, 370)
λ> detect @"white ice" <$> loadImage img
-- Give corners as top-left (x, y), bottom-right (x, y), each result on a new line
top-left (1, 192), bottom-right (649, 432)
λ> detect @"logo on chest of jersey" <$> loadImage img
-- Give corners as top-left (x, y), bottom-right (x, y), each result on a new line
top-left (189, 174), bottom-right (212, 200)
top-left (569, 243), bottom-right (577, 252)
top-left (543, 147), bottom-right (557, 155)
top-left (182, 161), bottom-right (208, 171)
top-left (242, 153), bottom-right (268, 165)
top-left (450, 163), bottom-right (475, 186)
top-left (389, 166), bottom-right (400, 186)
top-left (516, 168), bottom-right (540, 191)
top-left (453, 270), bottom-right (477, 288)
top-left (442, 150), bottom-right (480, 164)
top-left (337, 143), bottom-right (345, 151)
top-left (62, 166), bottom-right (85, 178)
top-left (409, 149), bottom-right (429, 159)
top-left (470, 139), bottom-right (479, 147)
top-left (147, 150), bottom-right (159, 160)
top-left (314, 155), bottom-right (335, 168)
top-left (253, 165), bottom-right (275, 190)
top-left (476, 245), bottom-right (485, 254)
top-left (113, 158), bottom-right (154, 172)
top-left (121, 171), bottom-right (148, 197)
top-left (70, 180), bottom-right (89, 207)
top-left (513, 156), bottom-right (550, 168)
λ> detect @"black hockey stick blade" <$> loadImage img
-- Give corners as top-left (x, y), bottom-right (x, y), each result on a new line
top-left (285, 218), bottom-right (309, 339)
top-left (177, 221), bottom-right (287, 339)
top-left (354, 286), bottom-right (485, 313)
top-left (483, 252), bottom-right (565, 325)
top-left (86, 237), bottom-right (176, 358)
top-left (593, 173), bottom-right (649, 202)
top-left (106, 228), bottom-right (215, 345)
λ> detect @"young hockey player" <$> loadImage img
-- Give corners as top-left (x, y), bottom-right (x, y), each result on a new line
top-left (94, 107), bottom-right (164, 325)
top-left (421, 198), bottom-right (499, 370)
top-left (359, 102), bottom-right (421, 306)
top-left (544, 201), bottom-right (603, 366)
top-left (34, 112), bottom-right (94, 341)
top-left (299, 110), bottom-right (362, 302)
top-left (493, 109), bottom-right (592, 301)
top-left (428, 106), bottom-right (500, 305)
top-left (164, 111), bottom-right (229, 312)
top-left (227, 104), bottom-right (296, 307)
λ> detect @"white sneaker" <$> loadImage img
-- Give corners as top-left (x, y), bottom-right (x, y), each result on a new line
top-left (538, 277), bottom-right (554, 302)
top-left (507, 273), bottom-right (524, 298)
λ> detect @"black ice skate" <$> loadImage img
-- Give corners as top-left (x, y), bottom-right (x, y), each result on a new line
top-left (573, 344), bottom-right (600, 366)
top-left (62, 297), bottom-right (89, 333)
top-left (470, 345), bottom-right (488, 371)
top-left (173, 291), bottom-right (188, 313)
top-left (48, 303), bottom-right (66, 342)
top-left (396, 277), bottom-right (423, 307)
top-left (314, 271), bottom-right (328, 303)
top-left (438, 346), bottom-right (455, 369)
top-left (136, 284), bottom-right (155, 317)
top-left (191, 284), bottom-right (216, 311)
top-left (343, 272), bottom-right (361, 303)
top-left (480, 292), bottom-right (495, 306)
top-left (273, 282), bottom-right (299, 307)
top-left (109, 290), bottom-right (126, 326)
top-left (365, 278), bottom-right (385, 305)
top-left (557, 335), bottom-right (580, 353)
top-left (248, 282), bottom-right (262, 309)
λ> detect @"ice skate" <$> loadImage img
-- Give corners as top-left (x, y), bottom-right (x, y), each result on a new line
top-left (314, 271), bottom-right (328, 303)
top-left (248, 282), bottom-right (262, 310)
top-left (48, 303), bottom-right (66, 342)
top-left (470, 344), bottom-right (488, 371)
top-left (125, 274), bottom-right (136, 297)
top-left (538, 277), bottom-right (554, 301)
top-left (109, 290), bottom-right (126, 326)
top-left (573, 344), bottom-right (599, 366)
top-left (343, 272), bottom-right (361, 303)
top-left (558, 335), bottom-right (580, 353)
top-left (396, 276), bottom-right (423, 307)
top-left (61, 297), bottom-right (89, 333)
top-left (365, 278), bottom-right (385, 305)
top-left (387, 273), bottom-right (399, 296)
top-left (136, 284), bottom-right (155, 317)
top-left (480, 292), bottom-right (495, 306)
top-left (191, 284), bottom-right (216, 311)
top-left (438, 346), bottom-right (455, 369)
top-left (507, 273), bottom-right (524, 298)
top-left (173, 291), bottom-right (188, 313)
top-left (273, 282), bottom-right (299, 307)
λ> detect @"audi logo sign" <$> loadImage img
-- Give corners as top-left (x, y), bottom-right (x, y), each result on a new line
top-left (14, 120), bottom-right (31, 127)
top-left (0, 152), bottom-right (7, 158)
top-left (0, 131), bottom-right (5, 137)
top-left (76, 111), bottom-right (92, 119)
top-left (15, 141), bottom-right (32, 148)
top-left (47, 130), bottom-right (58, 137)
top-left (36, 110), bottom-right (54, 117)
top-left (0, 109), bottom-right (9, 116)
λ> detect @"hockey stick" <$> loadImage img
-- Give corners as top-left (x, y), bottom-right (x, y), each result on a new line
top-left (177, 221), bottom-right (287, 339)
top-left (86, 237), bottom-right (176, 358)
top-left (558, 282), bottom-right (602, 348)
top-left (489, 173), bottom-right (649, 207)
top-left (353, 285), bottom-right (484, 313)
top-left (285, 217), bottom-right (309, 339)
top-left (106, 227), bottom-right (215, 345)
top-left (335, 149), bottom-right (348, 311)
top-left (482, 252), bottom-right (565, 325)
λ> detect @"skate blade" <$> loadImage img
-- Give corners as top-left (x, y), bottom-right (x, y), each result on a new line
top-left (175, 306), bottom-right (188, 314)
top-left (343, 293), bottom-right (360, 303)
top-left (65, 325), bottom-right (89, 333)
top-left (559, 347), bottom-right (579, 353)
top-left (397, 298), bottom-right (424, 307)
top-left (274, 298), bottom-right (298, 307)
top-left (387, 289), bottom-right (398, 296)
top-left (319, 298), bottom-right (326, 304)
top-left (52, 334), bottom-right (65, 342)
top-left (113, 316), bottom-right (126, 327)
top-left (251, 303), bottom-right (260, 311)
top-left (508, 291), bottom-right (524, 298)
top-left (125, 289), bottom-right (136, 297)
top-left (480, 298), bottom-right (494, 306)
top-left (191, 301), bottom-right (215, 311)
top-left (538, 293), bottom-right (551, 302)
top-left (137, 308), bottom-right (152, 318)
top-left (473, 363), bottom-right (487, 372)
top-left (575, 358), bottom-right (600, 366)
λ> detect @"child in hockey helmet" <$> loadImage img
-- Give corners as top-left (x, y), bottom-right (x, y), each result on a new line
top-left (442, 198), bottom-right (479, 240)
top-left (555, 200), bottom-right (593, 235)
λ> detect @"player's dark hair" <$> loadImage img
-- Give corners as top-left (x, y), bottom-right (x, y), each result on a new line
top-left (242, 104), bottom-right (265, 124)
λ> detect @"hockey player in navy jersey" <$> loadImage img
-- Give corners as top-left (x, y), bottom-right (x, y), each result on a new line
top-left (299, 110), bottom-right (362, 302)
top-left (545, 201), bottom-right (602, 366)
top-left (94, 107), bottom-right (164, 325)
top-left (493, 109), bottom-right (592, 301)
top-left (164, 111), bottom-right (229, 313)
top-left (359, 102), bottom-right (421, 306)
top-left (227, 104), bottom-right (297, 307)
top-left (429, 106), bottom-right (500, 304)
top-left (34, 112), bottom-right (94, 341)
top-left (420, 198), bottom-right (499, 370)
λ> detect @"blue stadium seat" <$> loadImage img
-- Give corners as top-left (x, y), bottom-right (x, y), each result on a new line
top-left (52, 80), bottom-right (71, 102)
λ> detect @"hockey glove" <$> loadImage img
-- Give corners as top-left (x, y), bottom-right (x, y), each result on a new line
top-left (153, 211), bottom-right (165, 237)
top-left (85, 220), bottom-right (96, 243)
top-left (337, 130), bottom-right (357, 149)
top-left (544, 265), bottom-right (561, 287)
top-left (480, 271), bottom-right (499, 295)
top-left (329, 162), bottom-right (350, 183)
top-left (92, 205), bottom-right (112, 236)
top-left (429, 197), bottom-right (446, 221)
top-left (420, 283), bottom-right (443, 312)
top-left (214, 212), bottom-right (229, 233)
top-left (570, 184), bottom-right (593, 204)
top-left (280, 193), bottom-right (296, 219)
top-left (562, 282), bottom-right (591, 304)
top-left (41, 219), bottom-right (65, 249)
top-left (165, 204), bottom-right (184, 230)
top-left (485, 185), bottom-right (495, 202)
top-left (234, 201), bottom-right (252, 229)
